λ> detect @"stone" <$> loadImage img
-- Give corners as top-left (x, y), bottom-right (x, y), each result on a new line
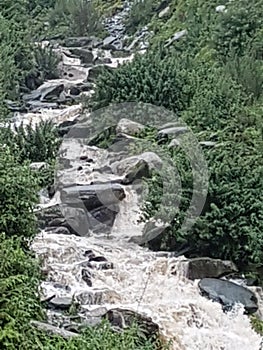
top-left (23, 82), bottom-right (64, 102)
top-left (111, 152), bottom-right (163, 178)
top-left (30, 321), bottom-right (79, 339)
top-left (82, 269), bottom-right (92, 287)
top-left (186, 257), bottom-right (238, 280)
top-left (104, 308), bottom-right (159, 339)
top-left (48, 297), bottom-right (73, 310)
top-left (87, 65), bottom-right (113, 82)
top-left (62, 36), bottom-right (101, 48)
top-left (116, 118), bottom-right (145, 136)
top-left (101, 36), bottom-right (118, 50)
top-left (68, 48), bottom-right (94, 64)
top-left (60, 184), bottom-right (126, 211)
top-left (198, 278), bottom-right (258, 314)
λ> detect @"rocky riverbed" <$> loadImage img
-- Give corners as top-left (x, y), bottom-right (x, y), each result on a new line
top-left (6, 2), bottom-right (263, 349)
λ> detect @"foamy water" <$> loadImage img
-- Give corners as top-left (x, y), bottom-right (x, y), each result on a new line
top-left (13, 33), bottom-right (262, 350)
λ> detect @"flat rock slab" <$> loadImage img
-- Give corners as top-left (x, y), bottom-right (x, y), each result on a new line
top-left (198, 278), bottom-right (258, 314)
top-left (30, 321), bottom-right (79, 339)
top-left (60, 184), bottom-right (126, 211)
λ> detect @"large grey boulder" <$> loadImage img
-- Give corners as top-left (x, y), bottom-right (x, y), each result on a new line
top-left (110, 152), bottom-right (163, 184)
top-left (68, 48), bottom-right (94, 64)
top-left (62, 36), bottom-right (101, 48)
top-left (60, 184), bottom-right (126, 211)
top-left (186, 257), bottom-right (238, 280)
top-left (30, 321), bottom-right (79, 339)
top-left (116, 118), bottom-right (145, 136)
top-left (198, 278), bottom-right (258, 314)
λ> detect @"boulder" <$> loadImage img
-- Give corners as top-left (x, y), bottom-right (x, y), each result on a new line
top-left (87, 65), bottom-right (113, 82)
top-left (62, 36), bottom-right (101, 48)
top-left (116, 118), bottom-right (145, 136)
top-left (101, 36), bottom-right (118, 50)
top-left (30, 321), bottom-right (79, 339)
top-left (111, 152), bottom-right (163, 178)
top-left (60, 184), bottom-right (126, 211)
top-left (186, 257), bottom-right (238, 280)
top-left (23, 82), bottom-right (64, 102)
top-left (48, 297), bottom-right (73, 310)
top-left (104, 308), bottom-right (159, 339)
top-left (198, 278), bottom-right (258, 314)
top-left (68, 48), bottom-right (94, 64)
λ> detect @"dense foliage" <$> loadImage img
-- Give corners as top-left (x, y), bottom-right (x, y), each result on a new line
top-left (92, 0), bottom-right (263, 268)
top-left (0, 0), bottom-right (262, 346)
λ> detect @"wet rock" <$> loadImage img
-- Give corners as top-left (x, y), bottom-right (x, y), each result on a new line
top-left (116, 118), bottom-right (145, 136)
top-left (141, 220), bottom-right (170, 245)
top-left (82, 269), bottom-right (92, 287)
top-left (4, 99), bottom-right (27, 112)
top-left (121, 159), bottom-right (150, 184)
top-left (30, 321), bottom-right (79, 339)
top-left (48, 297), bottom-right (73, 310)
top-left (46, 226), bottom-right (72, 235)
top-left (68, 48), bottom-right (94, 64)
top-left (104, 308), bottom-right (159, 339)
top-left (76, 289), bottom-right (119, 305)
top-left (89, 205), bottom-right (119, 227)
top-left (27, 101), bottom-right (58, 110)
top-left (60, 184), bottom-right (126, 211)
top-left (186, 257), bottom-right (238, 280)
top-left (62, 36), bottom-right (101, 48)
top-left (58, 119), bottom-right (78, 137)
top-left (94, 57), bottom-right (112, 65)
top-left (23, 83), bottom-right (64, 102)
top-left (83, 250), bottom-right (96, 259)
top-left (101, 36), bottom-right (118, 50)
top-left (198, 278), bottom-right (258, 314)
top-left (89, 256), bottom-right (107, 263)
top-left (87, 65), bottom-right (113, 82)
top-left (59, 64), bottom-right (87, 81)
top-left (111, 152), bottom-right (163, 180)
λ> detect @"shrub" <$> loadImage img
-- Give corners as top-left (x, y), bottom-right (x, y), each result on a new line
top-left (0, 120), bottom-right (61, 163)
top-left (0, 146), bottom-right (39, 239)
top-left (92, 48), bottom-right (191, 114)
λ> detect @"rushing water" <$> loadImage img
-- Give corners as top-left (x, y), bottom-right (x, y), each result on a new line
top-left (11, 8), bottom-right (262, 348)
top-left (31, 137), bottom-right (262, 350)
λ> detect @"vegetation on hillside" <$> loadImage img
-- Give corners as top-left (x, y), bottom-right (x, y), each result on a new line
top-left (0, 0), bottom-right (262, 346)
top-left (92, 0), bottom-right (263, 269)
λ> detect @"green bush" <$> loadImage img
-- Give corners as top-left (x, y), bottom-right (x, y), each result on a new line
top-left (212, 0), bottom-right (263, 59)
top-left (0, 120), bottom-right (61, 163)
top-left (0, 146), bottom-right (39, 239)
top-left (92, 48), bottom-right (191, 114)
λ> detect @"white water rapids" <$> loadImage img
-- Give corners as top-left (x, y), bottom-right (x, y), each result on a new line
top-left (11, 37), bottom-right (262, 349)
top-left (32, 138), bottom-right (262, 349)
